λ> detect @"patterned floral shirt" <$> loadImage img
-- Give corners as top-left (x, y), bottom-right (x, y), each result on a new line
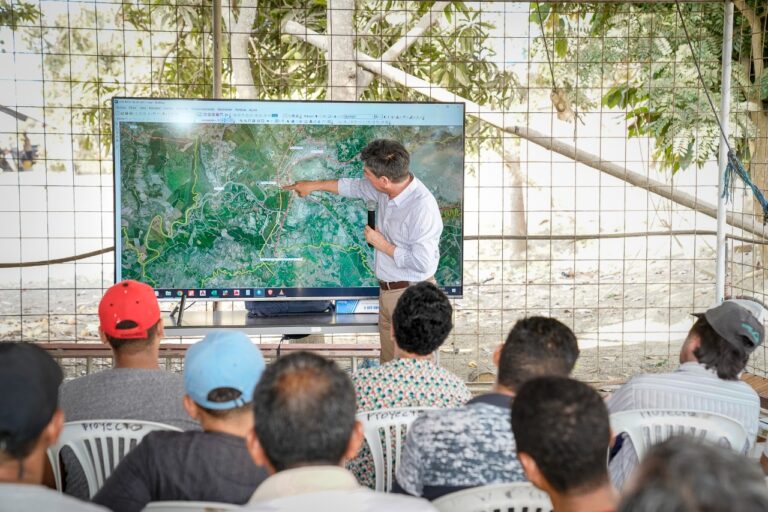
top-left (349, 358), bottom-right (472, 487)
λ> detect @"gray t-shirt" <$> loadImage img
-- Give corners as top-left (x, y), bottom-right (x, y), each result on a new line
top-left (0, 483), bottom-right (108, 512)
top-left (58, 368), bottom-right (200, 499)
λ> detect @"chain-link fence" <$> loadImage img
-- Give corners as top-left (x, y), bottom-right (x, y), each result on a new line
top-left (1, 1), bottom-right (766, 384)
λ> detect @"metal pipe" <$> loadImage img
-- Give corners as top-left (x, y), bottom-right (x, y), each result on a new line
top-left (212, 0), bottom-right (222, 99)
top-left (716, 1), bottom-right (734, 303)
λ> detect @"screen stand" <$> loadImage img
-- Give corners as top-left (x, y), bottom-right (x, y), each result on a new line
top-left (174, 295), bottom-right (187, 327)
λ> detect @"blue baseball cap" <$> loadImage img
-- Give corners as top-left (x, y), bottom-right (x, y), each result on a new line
top-left (184, 331), bottom-right (266, 410)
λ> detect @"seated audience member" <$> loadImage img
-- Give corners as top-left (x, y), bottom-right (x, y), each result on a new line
top-left (353, 282), bottom-right (471, 410)
top-left (619, 437), bottom-right (768, 512)
top-left (93, 331), bottom-right (268, 511)
top-left (0, 343), bottom-right (107, 511)
top-left (608, 298), bottom-right (765, 489)
top-left (244, 352), bottom-right (438, 512)
top-left (511, 376), bottom-right (617, 512)
top-left (59, 280), bottom-right (199, 498)
top-left (350, 282), bottom-right (471, 486)
top-left (395, 316), bottom-right (580, 500)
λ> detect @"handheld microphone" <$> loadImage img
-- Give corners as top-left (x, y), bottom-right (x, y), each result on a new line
top-left (367, 201), bottom-right (376, 248)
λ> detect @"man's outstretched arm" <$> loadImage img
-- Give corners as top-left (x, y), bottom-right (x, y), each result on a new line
top-left (282, 180), bottom-right (339, 197)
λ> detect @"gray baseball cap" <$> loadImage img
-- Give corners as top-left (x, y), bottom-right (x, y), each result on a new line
top-left (695, 299), bottom-right (767, 352)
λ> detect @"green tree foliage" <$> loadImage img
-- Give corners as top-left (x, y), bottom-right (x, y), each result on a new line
top-left (529, 1), bottom-right (767, 174)
top-left (0, 0), bottom-right (38, 31)
top-left (9, 0), bottom-right (525, 164)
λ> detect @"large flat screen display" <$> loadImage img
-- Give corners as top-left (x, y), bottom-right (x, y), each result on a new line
top-left (113, 98), bottom-right (464, 300)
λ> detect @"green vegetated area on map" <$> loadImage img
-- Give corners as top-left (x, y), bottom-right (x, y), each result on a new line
top-left (119, 122), bottom-right (463, 290)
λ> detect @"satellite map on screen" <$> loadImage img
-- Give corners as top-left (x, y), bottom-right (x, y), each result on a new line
top-left (119, 122), bottom-right (463, 290)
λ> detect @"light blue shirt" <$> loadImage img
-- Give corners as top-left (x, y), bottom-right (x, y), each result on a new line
top-left (338, 176), bottom-right (442, 283)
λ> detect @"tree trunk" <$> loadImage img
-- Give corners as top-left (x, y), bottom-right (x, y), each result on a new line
top-left (283, 19), bottom-right (768, 240)
top-left (502, 138), bottom-right (527, 256)
top-left (227, 0), bottom-right (258, 98)
top-left (326, 0), bottom-right (357, 101)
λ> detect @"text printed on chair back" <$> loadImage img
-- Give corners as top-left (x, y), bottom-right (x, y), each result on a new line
top-left (609, 410), bottom-right (749, 461)
top-left (357, 407), bottom-right (437, 492)
top-left (48, 419), bottom-right (182, 497)
top-left (432, 482), bottom-right (553, 512)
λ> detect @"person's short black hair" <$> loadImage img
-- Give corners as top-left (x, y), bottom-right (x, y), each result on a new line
top-left (105, 319), bottom-right (159, 352)
top-left (619, 437), bottom-right (768, 512)
top-left (251, 352), bottom-right (356, 471)
top-left (360, 139), bottom-right (410, 182)
top-left (511, 376), bottom-right (610, 494)
top-left (392, 282), bottom-right (453, 356)
top-left (198, 387), bottom-right (251, 419)
top-left (498, 316), bottom-right (579, 391)
top-left (690, 315), bottom-right (748, 380)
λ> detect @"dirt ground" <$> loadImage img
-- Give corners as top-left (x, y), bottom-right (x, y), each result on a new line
top-left (6, 243), bottom-right (768, 387)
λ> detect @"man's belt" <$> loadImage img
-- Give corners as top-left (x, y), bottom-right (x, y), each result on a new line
top-left (379, 280), bottom-right (410, 291)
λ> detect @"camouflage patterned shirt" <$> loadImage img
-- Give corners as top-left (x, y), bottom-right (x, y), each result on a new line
top-left (394, 393), bottom-right (526, 500)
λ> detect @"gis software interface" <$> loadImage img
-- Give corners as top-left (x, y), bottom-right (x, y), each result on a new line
top-left (113, 98), bottom-right (464, 300)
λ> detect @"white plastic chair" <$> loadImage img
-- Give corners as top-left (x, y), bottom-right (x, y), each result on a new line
top-left (432, 482), bottom-right (553, 512)
top-left (48, 419), bottom-right (182, 497)
top-left (609, 410), bottom-right (749, 461)
top-left (357, 407), bottom-right (437, 492)
top-left (142, 501), bottom-right (240, 512)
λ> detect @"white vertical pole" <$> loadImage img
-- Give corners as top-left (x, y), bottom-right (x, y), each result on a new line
top-left (211, 0), bottom-right (222, 315)
top-left (715, 1), bottom-right (734, 303)
top-left (213, 0), bottom-right (223, 99)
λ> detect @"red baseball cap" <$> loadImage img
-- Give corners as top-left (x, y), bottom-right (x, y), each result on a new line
top-left (99, 280), bottom-right (161, 339)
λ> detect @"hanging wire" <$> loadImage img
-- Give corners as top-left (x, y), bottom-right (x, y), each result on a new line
top-left (674, 0), bottom-right (768, 223)
top-left (534, 2), bottom-right (557, 88)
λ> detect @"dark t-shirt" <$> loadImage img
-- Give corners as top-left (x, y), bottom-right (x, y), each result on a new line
top-left (93, 430), bottom-right (267, 512)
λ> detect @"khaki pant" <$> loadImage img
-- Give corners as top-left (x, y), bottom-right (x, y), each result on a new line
top-left (377, 277), bottom-right (436, 363)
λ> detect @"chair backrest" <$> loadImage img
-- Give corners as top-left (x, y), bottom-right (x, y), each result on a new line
top-left (357, 407), bottom-right (437, 492)
top-left (432, 482), bottom-right (553, 512)
top-left (609, 410), bottom-right (749, 461)
top-left (48, 419), bottom-right (183, 497)
top-left (142, 501), bottom-right (240, 511)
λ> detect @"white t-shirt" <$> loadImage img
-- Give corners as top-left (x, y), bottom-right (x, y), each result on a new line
top-left (245, 466), bottom-right (437, 512)
top-left (0, 483), bottom-right (108, 512)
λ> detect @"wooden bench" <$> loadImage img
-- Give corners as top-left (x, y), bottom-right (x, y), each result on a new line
top-left (35, 342), bottom-right (380, 372)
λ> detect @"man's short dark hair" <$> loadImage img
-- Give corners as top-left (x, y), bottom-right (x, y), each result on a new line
top-left (360, 139), bottom-right (410, 182)
top-left (511, 376), bottom-right (610, 494)
top-left (198, 387), bottom-right (251, 419)
top-left (619, 437), bottom-right (768, 512)
top-left (251, 352), bottom-right (356, 471)
top-left (690, 315), bottom-right (748, 380)
top-left (105, 320), bottom-right (159, 351)
top-left (498, 316), bottom-right (579, 391)
top-left (392, 282), bottom-right (452, 356)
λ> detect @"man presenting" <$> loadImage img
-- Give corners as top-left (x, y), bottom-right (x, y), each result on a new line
top-left (283, 139), bottom-right (443, 362)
